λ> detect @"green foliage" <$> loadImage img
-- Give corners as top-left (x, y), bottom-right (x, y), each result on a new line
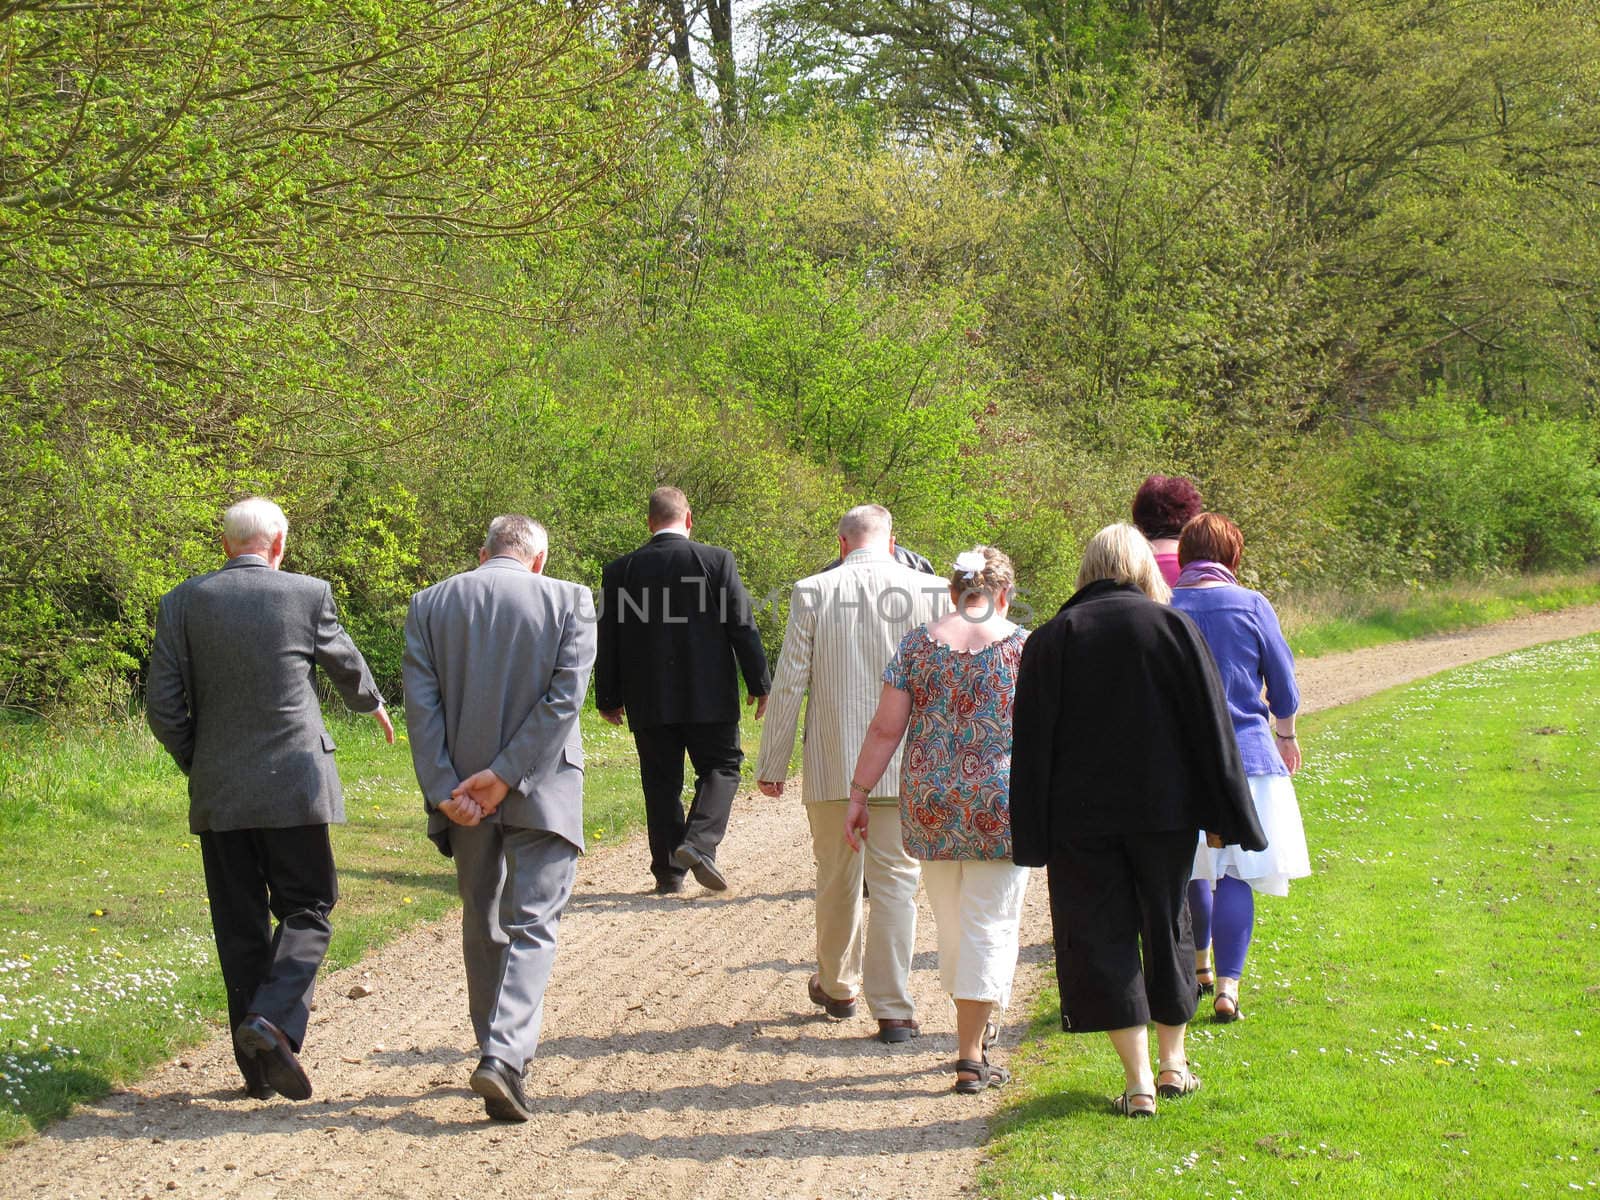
top-left (1335, 390), bottom-right (1600, 581)
top-left (2, 2), bottom-right (1599, 709)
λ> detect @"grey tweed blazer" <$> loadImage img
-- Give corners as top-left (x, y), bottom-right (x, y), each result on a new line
top-left (403, 557), bottom-right (597, 855)
top-left (146, 556), bottom-right (384, 834)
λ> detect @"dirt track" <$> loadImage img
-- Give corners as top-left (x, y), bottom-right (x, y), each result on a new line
top-left (6, 604), bottom-right (1599, 1200)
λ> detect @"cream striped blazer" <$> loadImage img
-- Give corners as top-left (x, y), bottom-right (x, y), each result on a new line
top-left (755, 549), bottom-right (949, 804)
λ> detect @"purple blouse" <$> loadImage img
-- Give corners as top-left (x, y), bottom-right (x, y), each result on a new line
top-left (1169, 585), bottom-right (1299, 777)
top-left (883, 626), bottom-right (1027, 860)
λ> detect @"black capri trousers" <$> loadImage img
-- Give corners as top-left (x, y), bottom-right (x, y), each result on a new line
top-left (1046, 829), bottom-right (1198, 1032)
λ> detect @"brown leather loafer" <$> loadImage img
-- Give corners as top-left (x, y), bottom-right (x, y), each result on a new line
top-left (807, 972), bottom-right (857, 1019)
top-left (876, 1018), bottom-right (921, 1044)
top-left (234, 1014), bottom-right (311, 1101)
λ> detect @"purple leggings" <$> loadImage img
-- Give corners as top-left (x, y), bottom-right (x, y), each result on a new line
top-left (1187, 875), bottom-right (1254, 980)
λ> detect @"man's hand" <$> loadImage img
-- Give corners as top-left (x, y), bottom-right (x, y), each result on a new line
top-left (439, 795), bottom-right (484, 826)
top-left (600, 707), bottom-right (624, 727)
top-left (757, 779), bottom-right (784, 798)
top-left (1205, 831), bottom-right (1225, 850)
top-left (452, 768), bottom-right (511, 815)
top-left (747, 693), bottom-right (769, 720)
top-left (372, 705), bottom-right (396, 744)
top-left (843, 796), bottom-right (869, 851)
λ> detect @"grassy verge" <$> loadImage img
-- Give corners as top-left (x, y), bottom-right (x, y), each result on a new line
top-left (0, 704), bottom-right (765, 1145)
top-left (1277, 568), bottom-right (1600, 658)
top-left (983, 634), bottom-right (1600, 1198)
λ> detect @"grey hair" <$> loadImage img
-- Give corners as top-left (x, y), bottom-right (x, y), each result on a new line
top-left (838, 504), bottom-right (893, 546)
top-left (483, 514), bottom-right (548, 562)
top-left (1076, 523), bottom-right (1172, 603)
top-left (222, 497), bottom-right (288, 552)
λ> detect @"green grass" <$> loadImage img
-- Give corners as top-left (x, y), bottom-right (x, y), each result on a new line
top-left (983, 634), bottom-right (1600, 1199)
top-left (1278, 568), bottom-right (1600, 658)
top-left (0, 704), bottom-right (766, 1145)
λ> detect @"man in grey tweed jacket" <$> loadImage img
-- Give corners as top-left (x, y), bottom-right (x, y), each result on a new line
top-left (146, 497), bottom-right (393, 1102)
top-left (403, 514), bottom-right (596, 1123)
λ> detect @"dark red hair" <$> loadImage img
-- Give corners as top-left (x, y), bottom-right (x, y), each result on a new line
top-left (1131, 475), bottom-right (1203, 539)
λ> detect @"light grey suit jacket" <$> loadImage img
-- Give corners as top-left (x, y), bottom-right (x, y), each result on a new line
top-left (403, 557), bottom-right (597, 855)
top-left (145, 556), bottom-right (384, 834)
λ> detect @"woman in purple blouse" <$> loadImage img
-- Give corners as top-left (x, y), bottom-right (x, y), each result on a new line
top-left (847, 546), bottom-right (1028, 1094)
top-left (1169, 514), bottom-right (1310, 1022)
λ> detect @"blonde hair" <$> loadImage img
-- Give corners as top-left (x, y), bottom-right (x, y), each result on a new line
top-left (949, 545), bottom-right (1015, 602)
top-left (1076, 523), bottom-right (1171, 603)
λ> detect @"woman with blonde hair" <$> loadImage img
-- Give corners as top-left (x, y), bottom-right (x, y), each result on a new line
top-left (846, 546), bottom-right (1029, 1093)
top-left (1010, 524), bottom-right (1263, 1117)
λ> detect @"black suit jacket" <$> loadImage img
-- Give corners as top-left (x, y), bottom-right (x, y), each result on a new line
top-left (1009, 579), bottom-right (1267, 866)
top-left (595, 533), bottom-right (770, 729)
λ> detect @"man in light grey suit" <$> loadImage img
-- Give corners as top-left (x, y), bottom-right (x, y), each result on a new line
top-left (147, 497), bottom-right (394, 1102)
top-left (403, 515), bottom-right (596, 1122)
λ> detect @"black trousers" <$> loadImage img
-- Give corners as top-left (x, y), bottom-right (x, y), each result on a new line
top-left (632, 721), bottom-right (743, 883)
top-left (1046, 829), bottom-right (1198, 1033)
top-left (199, 825), bottom-right (338, 1080)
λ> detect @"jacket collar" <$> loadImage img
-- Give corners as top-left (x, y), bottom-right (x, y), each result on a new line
top-left (843, 546), bottom-right (893, 565)
top-left (223, 554), bottom-right (270, 571)
top-left (478, 555), bottom-right (534, 574)
top-left (1062, 578), bottom-right (1145, 611)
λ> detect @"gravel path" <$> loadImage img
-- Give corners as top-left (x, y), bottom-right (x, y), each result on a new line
top-left (7, 603), bottom-right (1599, 1200)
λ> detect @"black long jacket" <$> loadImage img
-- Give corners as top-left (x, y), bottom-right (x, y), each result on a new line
top-left (1010, 579), bottom-right (1268, 866)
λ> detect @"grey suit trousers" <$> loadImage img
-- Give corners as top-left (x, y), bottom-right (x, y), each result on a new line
top-left (447, 821), bottom-right (578, 1070)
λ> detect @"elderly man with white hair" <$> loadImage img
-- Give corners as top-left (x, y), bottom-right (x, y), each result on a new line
top-left (403, 514), bottom-right (596, 1122)
top-left (755, 504), bottom-right (948, 1043)
top-left (147, 496), bottom-right (393, 1103)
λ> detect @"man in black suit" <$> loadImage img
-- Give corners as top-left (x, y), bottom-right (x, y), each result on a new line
top-left (596, 487), bottom-right (770, 894)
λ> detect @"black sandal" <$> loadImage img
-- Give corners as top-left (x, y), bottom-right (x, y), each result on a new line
top-left (954, 1056), bottom-right (1010, 1094)
top-left (1195, 966), bottom-right (1215, 997)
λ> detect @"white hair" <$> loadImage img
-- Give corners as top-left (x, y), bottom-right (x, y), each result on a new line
top-left (222, 497), bottom-right (288, 553)
top-left (838, 504), bottom-right (893, 547)
top-left (484, 514), bottom-right (548, 561)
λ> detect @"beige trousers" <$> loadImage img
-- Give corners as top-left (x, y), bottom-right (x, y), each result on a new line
top-left (807, 799), bottom-right (921, 1020)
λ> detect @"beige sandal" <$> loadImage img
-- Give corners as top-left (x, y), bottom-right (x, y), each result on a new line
top-left (1113, 1090), bottom-right (1156, 1118)
top-left (1156, 1059), bottom-right (1202, 1098)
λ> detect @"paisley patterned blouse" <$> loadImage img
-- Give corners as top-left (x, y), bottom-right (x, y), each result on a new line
top-left (882, 625), bottom-right (1028, 861)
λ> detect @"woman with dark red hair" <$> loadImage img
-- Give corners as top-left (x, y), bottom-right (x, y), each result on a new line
top-left (1131, 475), bottom-right (1204, 589)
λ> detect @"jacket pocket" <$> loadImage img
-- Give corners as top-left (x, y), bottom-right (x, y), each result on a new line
top-left (562, 742), bottom-right (585, 770)
top-left (320, 731), bottom-right (337, 753)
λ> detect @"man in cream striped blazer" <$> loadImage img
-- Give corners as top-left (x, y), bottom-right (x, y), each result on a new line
top-left (755, 505), bottom-right (949, 1042)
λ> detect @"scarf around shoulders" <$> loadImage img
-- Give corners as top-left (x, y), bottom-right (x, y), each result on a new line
top-left (1174, 559), bottom-right (1239, 589)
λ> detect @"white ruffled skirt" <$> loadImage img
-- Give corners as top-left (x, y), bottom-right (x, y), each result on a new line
top-left (1192, 773), bottom-right (1311, 898)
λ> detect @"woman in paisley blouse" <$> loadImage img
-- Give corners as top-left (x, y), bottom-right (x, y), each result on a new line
top-left (845, 546), bottom-right (1028, 1094)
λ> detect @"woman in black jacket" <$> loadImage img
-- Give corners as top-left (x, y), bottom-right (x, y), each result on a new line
top-left (1011, 524), bottom-right (1265, 1117)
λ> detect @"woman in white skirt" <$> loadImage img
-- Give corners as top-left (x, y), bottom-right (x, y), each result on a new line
top-left (1169, 513), bottom-right (1310, 1022)
top-left (846, 546), bottom-right (1028, 1092)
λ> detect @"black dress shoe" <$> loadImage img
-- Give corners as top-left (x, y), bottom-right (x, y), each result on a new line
top-left (239, 1055), bottom-right (276, 1101)
top-left (653, 876), bottom-right (686, 895)
top-left (234, 1014), bottom-right (312, 1101)
top-left (671, 843), bottom-right (727, 891)
top-left (470, 1055), bottom-right (534, 1122)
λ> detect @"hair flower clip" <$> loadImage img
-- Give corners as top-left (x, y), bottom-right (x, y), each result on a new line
top-left (954, 549), bottom-right (986, 577)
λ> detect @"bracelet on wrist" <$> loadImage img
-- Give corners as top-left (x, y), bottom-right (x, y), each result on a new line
top-left (849, 780), bottom-right (874, 796)
top-left (1274, 731), bottom-right (1297, 740)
